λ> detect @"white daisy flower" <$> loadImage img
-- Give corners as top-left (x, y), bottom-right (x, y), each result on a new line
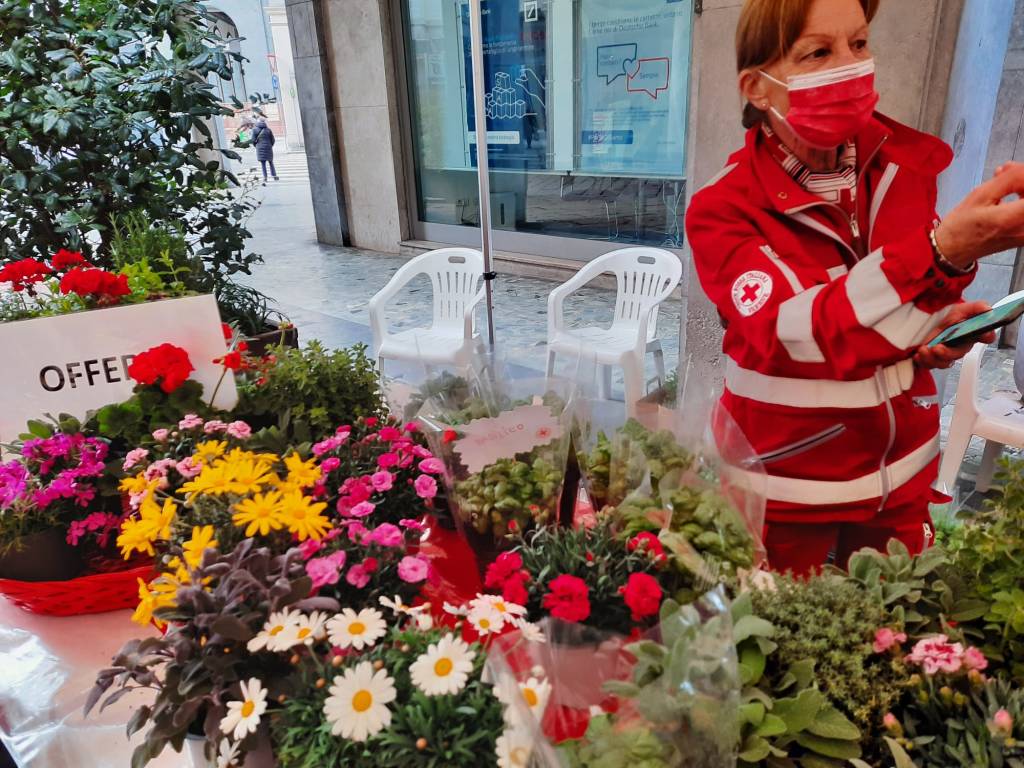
top-left (323, 660), bottom-right (397, 742)
top-left (495, 726), bottom-right (533, 768)
top-left (443, 601), bottom-right (468, 617)
top-left (215, 738), bottom-right (240, 768)
top-left (218, 678), bottom-right (268, 741)
top-left (327, 608), bottom-right (387, 650)
top-left (467, 605), bottom-right (505, 635)
top-left (409, 634), bottom-right (476, 696)
top-left (517, 621), bottom-right (546, 644)
top-left (479, 594), bottom-right (528, 619)
top-left (247, 609), bottom-right (301, 652)
top-left (494, 675), bottom-right (551, 724)
top-left (379, 595), bottom-right (427, 616)
top-left (276, 611), bottom-right (329, 648)
top-left (414, 612), bottom-right (434, 631)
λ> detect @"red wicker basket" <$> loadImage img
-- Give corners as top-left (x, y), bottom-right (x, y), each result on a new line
top-left (0, 562), bottom-right (154, 617)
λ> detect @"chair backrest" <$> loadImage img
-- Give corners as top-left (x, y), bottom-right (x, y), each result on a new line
top-left (401, 247), bottom-right (484, 330)
top-left (590, 247), bottom-right (682, 336)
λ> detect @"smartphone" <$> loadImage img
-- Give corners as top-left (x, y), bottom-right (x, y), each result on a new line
top-left (928, 295), bottom-right (1024, 348)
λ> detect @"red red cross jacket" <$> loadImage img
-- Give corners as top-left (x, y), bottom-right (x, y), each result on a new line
top-left (686, 113), bottom-right (975, 523)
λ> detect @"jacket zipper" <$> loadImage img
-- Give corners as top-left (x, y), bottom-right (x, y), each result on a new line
top-left (757, 424), bottom-right (847, 465)
top-left (875, 366), bottom-right (897, 510)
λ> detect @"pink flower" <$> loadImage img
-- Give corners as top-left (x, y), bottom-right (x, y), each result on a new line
top-left (345, 563), bottom-right (371, 588)
top-left (368, 523), bottom-right (403, 548)
top-left (151, 428), bottom-right (170, 442)
top-left (349, 501), bottom-right (376, 518)
top-left (993, 709), bottom-right (1014, 737)
top-left (345, 521), bottom-right (369, 543)
top-left (122, 448), bottom-right (149, 471)
top-left (400, 518), bottom-right (426, 532)
top-left (307, 551), bottom-right (347, 589)
top-left (177, 414), bottom-right (204, 430)
top-left (364, 417), bottom-right (379, 427)
top-left (962, 646), bottom-right (989, 672)
top-left (905, 635), bottom-right (965, 676)
top-left (320, 457), bottom-right (341, 474)
top-left (418, 458), bottom-right (444, 475)
top-left (203, 420), bottom-right (228, 434)
top-left (404, 422), bottom-right (419, 433)
top-left (176, 456), bottom-right (202, 479)
top-left (377, 452), bottom-right (399, 469)
top-left (883, 713), bottom-right (900, 731)
top-left (370, 471), bottom-right (394, 492)
top-left (873, 628), bottom-right (908, 654)
top-left (299, 538), bottom-right (324, 559)
top-left (411, 445), bottom-right (432, 459)
top-left (397, 555), bottom-right (430, 583)
top-left (312, 436), bottom-right (343, 456)
top-left (225, 420), bottom-right (252, 440)
top-left (378, 426), bottom-right (403, 442)
top-left (144, 459), bottom-right (176, 481)
top-left (414, 474), bottom-right (438, 499)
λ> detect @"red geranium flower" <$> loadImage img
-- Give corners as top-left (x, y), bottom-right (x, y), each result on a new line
top-left (214, 350), bottom-right (245, 371)
top-left (543, 574), bottom-right (590, 623)
top-left (627, 531), bottom-right (666, 561)
top-left (442, 429), bottom-right (458, 444)
top-left (128, 343), bottom-right (194, 393)
top-left (51, 249), bottom-right (88, 272)
top-left (620, 572), bottom-right (663, 621)
top-left (0, 258), bottom-right (52, 291)
top-left (221, 323), bottom-right (234, 342)
top-left (59, 267), bottom-right (130, 302)
top-left (501, 571), bottom-right (530, 606)
top-left (484, 551), bottom-right (524, 588)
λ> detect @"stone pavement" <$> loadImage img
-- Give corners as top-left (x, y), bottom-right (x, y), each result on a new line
top-left (236, 147), bottom-right (1020, 510)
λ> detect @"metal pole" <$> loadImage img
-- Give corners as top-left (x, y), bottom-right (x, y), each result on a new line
top-left (468, 0), bottom-right (497, 348)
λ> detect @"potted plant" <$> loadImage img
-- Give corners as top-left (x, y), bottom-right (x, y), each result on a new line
top-left (216, 282), bottom-right (296, 355)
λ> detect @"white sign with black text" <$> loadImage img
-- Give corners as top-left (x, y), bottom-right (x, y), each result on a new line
top-left (0, 294), bottom-right (238, 443)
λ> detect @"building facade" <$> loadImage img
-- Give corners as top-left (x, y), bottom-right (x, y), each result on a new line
top-left (282, 0), bottom-right (1020, 370)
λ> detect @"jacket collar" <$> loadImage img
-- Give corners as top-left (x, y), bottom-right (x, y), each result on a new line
top-left (745, 112), bottom-right (952, 215)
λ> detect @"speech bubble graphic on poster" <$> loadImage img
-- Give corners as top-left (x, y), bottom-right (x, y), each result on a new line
top-left (627, 57), bottom-right (671, 99)
top-left (596, 43), bottom-right (638, 84)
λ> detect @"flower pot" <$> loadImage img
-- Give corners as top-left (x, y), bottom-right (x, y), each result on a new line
top-left (243, 325), bottom-right (298, 356)
top-left (0, 528), bottom-right (84, 582)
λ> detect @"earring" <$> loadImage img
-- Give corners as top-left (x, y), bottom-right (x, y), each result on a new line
top-left (761, 102), bottom-right (769, 109)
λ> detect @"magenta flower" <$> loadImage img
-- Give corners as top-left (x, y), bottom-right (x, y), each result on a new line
top-left (418, 458), bottom-right (444, 475)
top-left (399, 518), bottom-right (426, 532)
top-left (905, 635), bottom-right (965, 675)
top-left (0, 461), bottom-right (29, 507)
top-left (368, 523), bottom-right (403, 548)
top-left (225, 420), bottom-right (252, 440)
top-left (377, 452), bottom-right (399, 469)
top-left (873, 628), bottom-right (907, 654)
top-left (345, 521), bottom-right (369, 543)
top-left (404, 421), bottom-right (419, 433)
top-left (378, 426), bottom-right (403, 442)
top-left (397, 555), bottom-right (430, 583)
top-left (320, 457), bottom-right (341, 474)
top-left (307, 551), bottom-right (347, 589)
top-left (345, 563), bottom-right (371, 588)
top-left (348, 501), bottom-right (376, 518)
top-left (299, 538), bottom-right (324, 559)
top-left (411, 445), bottom-right (433, 459)
top-left (370, 471), bottom-right (394, 492)
top-left (414, 474), bottom-right (438, 499)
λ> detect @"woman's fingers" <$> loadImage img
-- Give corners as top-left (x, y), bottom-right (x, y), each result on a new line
top-left (974, 162), bottom-right (1024, 204)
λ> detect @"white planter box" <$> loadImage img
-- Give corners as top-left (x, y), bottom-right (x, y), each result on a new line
top-left (0, 294), bottom-right (238, 443)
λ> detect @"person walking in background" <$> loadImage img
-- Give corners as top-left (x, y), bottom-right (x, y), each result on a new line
top-left (252, 118), bottom-right (278, 185)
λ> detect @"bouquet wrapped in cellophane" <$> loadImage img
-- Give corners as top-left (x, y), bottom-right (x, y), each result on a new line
top-left (484, 586), bottom-right (740, 768)
top-left (415, 353), bottom-right (575, 565)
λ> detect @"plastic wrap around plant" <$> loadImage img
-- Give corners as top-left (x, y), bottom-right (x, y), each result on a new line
top-left (572, 358), bottom-right (767, 589)
top-left (484, 586), bottom-right (740, 768)
top-left (415, 354), bottom-right (574, 563)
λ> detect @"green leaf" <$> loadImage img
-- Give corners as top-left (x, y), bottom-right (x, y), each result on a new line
top-left (739, 701), bottom-right (766, 726)
top-left (733, 615), bottom-right (776, 644)
top-left (738, 735), bottom-right (772, 762)
top-left (772, 689), bottom-right (825, 734)
top-left (806, 706), bottom-right (860, 741)
top-left (754, 714), bottom-right (788, 738)
top-left (884, 737), bottom-right (917, 768)
top-left (795, 732), bottom-right (861, 760)
top-left (739, 645), bottom-right (766, 686)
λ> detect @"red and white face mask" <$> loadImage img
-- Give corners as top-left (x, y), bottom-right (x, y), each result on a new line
top-left (761, 59), bottom-right (879, 150)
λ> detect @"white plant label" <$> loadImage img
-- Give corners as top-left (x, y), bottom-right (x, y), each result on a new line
top-left (454, 404), bottom-right (562, 474)
top-left (0, 294), bottom-right (238, 444)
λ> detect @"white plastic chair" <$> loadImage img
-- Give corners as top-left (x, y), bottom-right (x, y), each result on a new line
top-left (546, 247), bottom-right (682, 412)
top-left (937, 338), bottom-right (1024, 494)
top-left (369, 248), bottom-right (486, 370)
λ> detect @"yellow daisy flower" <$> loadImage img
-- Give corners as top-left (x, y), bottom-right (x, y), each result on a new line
top-left (232, 490), bottom-right (285, 537)
top-left (139, 496), bottom-right (177, 541)
top-left (131, 578), bottom-right (159, 626)
top-left (180, 464), bottom-right (233, 497)
top-left (117, 517), bottom-right (157, 559)
top-left (119, 472), bottom-right (151, 496)
top-left (130, 576), bottom-right (178, 628)
top-left (223, 458), bottom-right (276, 496)
top-left (277, 490), bottom-right (330, 541)
top-left (193, 440), bottom-right (228, 465)
top-left (283, 453), bottom-right (321, 489)
top-left (182, 525), bottom-right (218, 569)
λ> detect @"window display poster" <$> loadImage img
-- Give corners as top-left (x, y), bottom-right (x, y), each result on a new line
top-left (460, 0), bottom-right (550, 170)
top-left (579, 0), bottom-right (691, 177)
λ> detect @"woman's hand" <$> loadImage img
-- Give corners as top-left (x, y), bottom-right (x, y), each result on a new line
top-left (914, 301), bottom-right (996, 369)
top-left (935, 162), bottom-right (1024, 269)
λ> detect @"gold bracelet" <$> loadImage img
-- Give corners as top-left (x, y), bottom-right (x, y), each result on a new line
top-left (929, 227), bottom-right (974, 276)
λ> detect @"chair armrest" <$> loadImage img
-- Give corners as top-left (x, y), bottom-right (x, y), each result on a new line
top-left (463, 287), bottom-right (488, 339)
top-left (548, 269), bottom-right (596, 337)
top-left (368, 271), bottom-right (414, 351)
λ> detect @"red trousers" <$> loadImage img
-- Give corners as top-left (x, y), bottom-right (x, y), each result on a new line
top-left (764, 496), bottom-right (932, 577)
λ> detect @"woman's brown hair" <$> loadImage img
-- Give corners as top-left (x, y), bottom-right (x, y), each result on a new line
top-left (736, 0), bottom-right (881, 127)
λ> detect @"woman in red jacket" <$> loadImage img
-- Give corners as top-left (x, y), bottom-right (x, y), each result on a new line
top-left (686, 0), bottom-right (1024, 575)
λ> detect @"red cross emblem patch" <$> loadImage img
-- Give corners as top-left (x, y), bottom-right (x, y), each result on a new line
top-left (731, 270), bottom-right (773, 317)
